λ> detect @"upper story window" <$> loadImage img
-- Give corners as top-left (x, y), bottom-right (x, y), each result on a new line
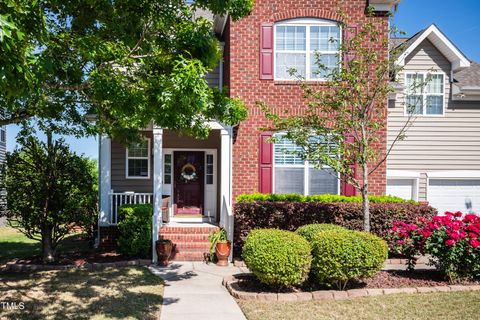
top-left (274, 19), bottom-right (341, 81)
top-left (0, 127), bottom-right (5, 143)
top-left (126, 139), bottom-right (150, 179)
top-left (273, 133), bottom-right (339, 195)
top-left (405, 73), bottom-right (444, 116)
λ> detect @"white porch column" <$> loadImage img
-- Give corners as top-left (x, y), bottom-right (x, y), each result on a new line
top-left (99, 134), bottom-right (111, 226)
top-left (219, 127), bottom-right (234, 245)
top-left (152, 128), bottom-right (163, 263)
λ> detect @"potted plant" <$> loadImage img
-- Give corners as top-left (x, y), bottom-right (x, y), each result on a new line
top-left (208, 228), bottom-right (231, 266)
top-left (156, 239), bottom-right (173, 266)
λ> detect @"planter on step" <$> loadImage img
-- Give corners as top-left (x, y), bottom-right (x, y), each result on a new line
top-left (156, 239), bottom-right (173, 266)
top-left (215, 240), bottom-right (231, 267)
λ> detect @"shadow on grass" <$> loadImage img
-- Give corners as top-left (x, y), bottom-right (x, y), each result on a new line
top-left (0, 242), bottom-right (41, 264)
top-left (0, 267), bottom-right (164, 320)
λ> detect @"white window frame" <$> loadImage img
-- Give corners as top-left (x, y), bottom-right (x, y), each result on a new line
top-left (272, 133), bottom-right (340, 195)
top-left (125, 138), bottom-right (151, 179)
top-left (404, 72), bottom-right (445, 117)
top-left (273, 18), bottom-right (341, 81)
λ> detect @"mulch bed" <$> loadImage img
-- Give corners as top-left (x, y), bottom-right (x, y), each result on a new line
top-left (233, 271), bottom-right (480, 293)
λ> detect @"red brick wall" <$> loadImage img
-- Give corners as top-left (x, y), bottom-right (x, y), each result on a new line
top-left (227, 0), bottom-right (389, 199)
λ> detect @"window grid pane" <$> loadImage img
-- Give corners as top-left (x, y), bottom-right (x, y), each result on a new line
top-left (275, 167), bottom-right (305, 194)
top-left (311, 54), bottom-right (339, 79)
top-left (426, 95), bottom-right (443, 115)
top-left (164, 154), bottom-right (172, 184)
top-left (128, 140), bottom-right (148, 158)
top-left (309, 168), bottom-right (338, 195)
top-left (206, 154), bottom-right (214, 185)
top-left (274, 136), bottom-right (304, 165)
top-left (426, 74), bottom-right (443, 94)
top-left (128, 159), bottom-right (149, 177)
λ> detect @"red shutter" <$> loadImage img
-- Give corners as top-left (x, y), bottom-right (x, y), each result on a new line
top-left (342, 134), bottom-right (357, 196)
top-left (344, 24), bottom-right (358, 64)
top-left (259, 132), bottom-right (273, 193)
top-left (259, 23), bottom-right (274, 80)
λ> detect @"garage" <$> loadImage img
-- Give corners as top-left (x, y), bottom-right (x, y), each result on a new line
top-left (386, 178), bottom-right (417, 201)
top-left (428, 179), bottom-right (480, 214)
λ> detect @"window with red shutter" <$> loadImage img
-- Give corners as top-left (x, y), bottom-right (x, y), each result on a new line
top-left (258, 132), bottom-right (273, 193)
top-left (259, 24), bottom-right (274, 80)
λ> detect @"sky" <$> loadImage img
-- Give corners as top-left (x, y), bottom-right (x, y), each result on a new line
top-left (6, 0), bottom-right (480, 159)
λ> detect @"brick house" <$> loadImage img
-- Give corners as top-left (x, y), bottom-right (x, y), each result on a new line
top-left (97, 0), bottom-right (399, 261)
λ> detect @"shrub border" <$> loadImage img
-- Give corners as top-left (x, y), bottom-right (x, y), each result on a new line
top-left (223, 275), bottom-right (480, 301)
top-left (0, 259), bottom-right (152, 273)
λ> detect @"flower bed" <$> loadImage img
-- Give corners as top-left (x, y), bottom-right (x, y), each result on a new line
top-left (392, 211), bottom-right (480, 281)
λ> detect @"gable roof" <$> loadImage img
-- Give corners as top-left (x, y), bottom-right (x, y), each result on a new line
top-left (394, 24), bottom-right (470, 71)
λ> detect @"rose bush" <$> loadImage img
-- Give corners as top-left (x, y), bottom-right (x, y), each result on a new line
top-left (391, 212), bottom-right (480, 281)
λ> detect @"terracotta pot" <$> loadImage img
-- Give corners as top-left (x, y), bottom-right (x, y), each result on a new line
top-left (215, 241), bottom-right (231, 267)
top-left (156, 239), bottom-right (173, 266)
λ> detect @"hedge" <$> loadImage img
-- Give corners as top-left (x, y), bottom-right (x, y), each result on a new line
top-left (117, 204), bottom-right (152, 258)
top-left (236, 193), bottom-right (417, 204)
top-left (234, 201), bottom-right (437, 254)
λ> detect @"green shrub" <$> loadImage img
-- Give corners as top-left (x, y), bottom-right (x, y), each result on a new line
top-left (310, 229), bottom-right (388, 289)
top-left (242, 229), bottom-right (312, 287)
top-left (296, 224), bottom-right (346, 242)
top-left (236, 193), bottom-right (417, 204)
top-left (117, 204), bottom-right (152, 258)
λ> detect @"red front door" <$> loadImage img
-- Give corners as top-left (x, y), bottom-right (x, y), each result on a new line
top-left (173, 151), bottom-right (205, 216)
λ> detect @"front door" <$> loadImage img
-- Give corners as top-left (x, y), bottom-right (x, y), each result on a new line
top-left (173, 151), bottom-right (205, 216)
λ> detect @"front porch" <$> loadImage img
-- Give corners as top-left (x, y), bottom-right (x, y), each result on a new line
top-left (97, 122), bottom-right (235, 262)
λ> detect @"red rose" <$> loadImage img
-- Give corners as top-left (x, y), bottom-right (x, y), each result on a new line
top-left (470, 239), bottom-right (480, 249)
top-left (445, 239), bottom-right (456, 246)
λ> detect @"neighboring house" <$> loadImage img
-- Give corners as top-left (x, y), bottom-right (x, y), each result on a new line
top-left (387, 24), bottom-right (480, 214)
top-left (96, 0), bottom-right (399, 262)
top-left (0, 126), bottom-right (6, 164)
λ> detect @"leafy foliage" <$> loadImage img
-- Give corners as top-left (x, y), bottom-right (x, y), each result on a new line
top-left (296, 223), bottom-right (346, 243)
top-left (234, 201), bottom-right (437, 255)
top-left (117, 204), bottom-right (153, 258)
top-left (310, 229), bottom-right (387, 289)
top-left (236, 193), bottom-right (417, 204)
top-left (1, 133), bottom-right (98, 263)
top-left (392, 212), bottom-right (480, 281)
top-left (0, 0), bottom-right (252, 139)
top-left (242, 229), bottom-right (312, 287)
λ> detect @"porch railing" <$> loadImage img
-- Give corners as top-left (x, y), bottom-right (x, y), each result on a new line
top-left (109, 192), bottom-right (154, 224)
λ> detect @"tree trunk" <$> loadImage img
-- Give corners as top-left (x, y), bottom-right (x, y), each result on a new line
top-left (41, 228), bottom-right (55, 264)
top-left (362, 162), bottom-right (370, 232)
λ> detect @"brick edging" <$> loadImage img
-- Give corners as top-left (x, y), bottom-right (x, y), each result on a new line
top-left (223, 275), bottom-right (480, 301)
top-left (0, 259), bottom-right (152, 273)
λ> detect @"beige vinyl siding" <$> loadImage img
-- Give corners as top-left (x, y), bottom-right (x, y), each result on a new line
top-left (388, 39), bottom-right (480, 200)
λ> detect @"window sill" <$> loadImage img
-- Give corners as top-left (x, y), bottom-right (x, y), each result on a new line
top-left (273, 80), bottom-right (328, 86)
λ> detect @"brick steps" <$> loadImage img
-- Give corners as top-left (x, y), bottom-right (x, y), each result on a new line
top-left (159, 225), bottom-right (219, 261)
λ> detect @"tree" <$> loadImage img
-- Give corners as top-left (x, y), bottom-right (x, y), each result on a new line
top-left (0, 0), bottom-right (253, 139)
top-left (1, 132), bottom-right (98, 263)
top-left (264, 10), bottom-right (423, 232)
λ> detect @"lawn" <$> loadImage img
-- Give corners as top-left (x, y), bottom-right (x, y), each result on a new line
top-left (0, 267), bottom-right (163, 319)
top-left (238, 291), bottom-right (480, 320)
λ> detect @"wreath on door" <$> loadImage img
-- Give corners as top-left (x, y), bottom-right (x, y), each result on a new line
top-left (180, 163), bottom-right (198, 182)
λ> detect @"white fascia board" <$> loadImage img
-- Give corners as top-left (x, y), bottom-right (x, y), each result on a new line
top-left (395, 25), bottom-right (470, 71)
top-left (387, 170), bottom-right (421, 178)
top-left (427, 171), bottom-right (480, 179)
top-left (369, 0), bottom-right (400, 12)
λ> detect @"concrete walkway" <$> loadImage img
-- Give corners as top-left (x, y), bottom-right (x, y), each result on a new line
top-left (150, 262), bottom-right (249, 320)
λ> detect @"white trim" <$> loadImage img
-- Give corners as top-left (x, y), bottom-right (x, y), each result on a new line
top-left (273, 19), bottom-right (341, 81)
top-left (403, 71), bottom-right (446, 117)
top-left (427, 171), bottom-right (480, 179)
top-left (395, 25), bottom-right (470, 72)
top-left (125, 138), bottom-right (151, 179)
top-left (386, 177), bottom-right (419, 201)
top-left (387, 170), bottom-right (421, 178)
top-left (99, 135), bottom-right (111, 226)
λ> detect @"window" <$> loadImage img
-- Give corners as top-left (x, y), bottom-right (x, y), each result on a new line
top-left (0, 127), bottom-right (5, 143)
top-left (273, 134), bottom-right (339, 195)
top-left (164, 154), bottom-right (172, 184)
top-left (206, 154), bottom-right (214, 184)
top-left (126, 139), bottom-right (150, 179)
top-left (274, 19), bottom-right (341, 80)
top-left (405, 73), bottom-right (444, 116)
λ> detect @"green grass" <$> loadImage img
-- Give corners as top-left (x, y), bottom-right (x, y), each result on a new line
top-left (238, 291), bottom-right (480, 320)
top-left (0, 227), bottom-right (91, 264)
top-left (0, 267), bottom-right (163, 319)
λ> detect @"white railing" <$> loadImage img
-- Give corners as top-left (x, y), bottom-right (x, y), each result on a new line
top-left (109, 192), bottom-right (154, 224)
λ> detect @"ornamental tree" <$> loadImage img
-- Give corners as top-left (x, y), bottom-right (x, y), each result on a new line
top-left (0, 0), bottom-right (253, 139)
top-left (264, 10), bottom-right (425, 232)
top-left (1, 132), bottom-right (98, 263)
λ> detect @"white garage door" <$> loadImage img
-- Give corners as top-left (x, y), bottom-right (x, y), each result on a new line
top-left (428, 179), bottom-right (480, 214)
top-left (387, 179), bottom-right (416, 200)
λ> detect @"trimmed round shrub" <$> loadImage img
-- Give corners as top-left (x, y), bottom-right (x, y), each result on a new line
top-left (311, 229), bottom-right (388, 289)
top-left (296, 224), bottom-right (346, 242)
top-left (242, 229), bottom-right (312, 287)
